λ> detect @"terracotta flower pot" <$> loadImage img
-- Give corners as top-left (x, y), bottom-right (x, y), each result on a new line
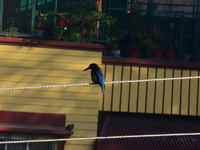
top-left (163, 50), bottom-right (175, 59)
top-left (196, 54), bottom-right (200, 62)
top-left (128, 47), bottom-right (140, 58)
top-left (151, 50), bottom-right (163, 58)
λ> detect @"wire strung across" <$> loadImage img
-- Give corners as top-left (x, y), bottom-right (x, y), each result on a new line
top-left (0, 76), bottom-right (199, 91)
top-left (0, 76), bottom-right (199, 144)
top-left (0, 132), bottom-right (200, 144)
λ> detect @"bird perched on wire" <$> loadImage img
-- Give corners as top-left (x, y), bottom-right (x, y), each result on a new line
top-left (65, 124), bottom-right (74, 131)
top-left (83, 63), bottom-right (105, 95)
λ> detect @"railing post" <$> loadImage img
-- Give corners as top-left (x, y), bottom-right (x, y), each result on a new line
top-left (192, 0), bottom-right (199, 62)
top-left (54, 0), bottom-right (58, 26)
top-left (31, 0), bottom-right (36, 36)
top-left (170, 0), bottom-right (172, 17)
top-left (106, 0), bottom-right (111, 42)
top-left (27, 142), bottom-right (29, 150)
top-left (0, 0), bottom-right (3, 33)
top-left (149, 0), bottom-right (153, 26)
top-left (178, 14), bottom-right (184, 60)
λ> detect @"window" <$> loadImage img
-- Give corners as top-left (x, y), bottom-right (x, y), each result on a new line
top-left (37, 0), bottom-right (45, 6)
top-left (47, 0), bottom-right (53, 2)
top-left (20, 0), bottom-right (53, 10)
top-left (20, 0), bottom-right (27, 11)
top-left (28, 0), bottom-right (33, 9)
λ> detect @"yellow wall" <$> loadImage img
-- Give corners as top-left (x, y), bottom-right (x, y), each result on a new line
top-left (1, 41), bottom-right (200, 149)
top-left (100, 65), bottom-right (200, 116)
top-left (0, 44), bottom-right (102, 150)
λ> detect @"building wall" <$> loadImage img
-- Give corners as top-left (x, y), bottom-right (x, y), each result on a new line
top-left (0, 43), bottom-right (102, 150)
top-left (99, 63), bottom-right (200, 116)
top-left (1, 37), bottom-right (200, 149)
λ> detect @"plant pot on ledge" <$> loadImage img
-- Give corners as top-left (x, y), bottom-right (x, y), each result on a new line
top-left (128, 47), bottom-right (140, 58)
top-left (196, 53), bottom-right (200, 62)
top-left (181, 53), bottom-right (191, 62)
top-left (151, 50), bottom-right (163, 58)
top-left (163, 50), bottom-right (175, 59)
top-left (34, 30), bottom-right (44, 37)
top-left (109, 44), bottom-right (121, 57)
top-left (110, 49), bottom-right (121, 57)
top-left (34, 10), bottom-right (49, 38)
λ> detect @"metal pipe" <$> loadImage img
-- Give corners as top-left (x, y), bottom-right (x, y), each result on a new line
top-left (106, 0), bottom-right (111, 42)
top-left (54, 0), bottom-right (58, 26)
top-left (0, 0), bottom-right (3, 32)
top-left (192, 0), bottom-right (199, 61)
top-left (31, 0), bottom-right (37, 36)
top-left (179, 14), bottom-right (184, 60)
top-left (170, 0), bottom-right (172, 15)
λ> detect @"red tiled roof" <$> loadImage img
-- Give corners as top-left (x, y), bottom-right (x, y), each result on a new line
top-left (95, 113), bottom-right (200, 150)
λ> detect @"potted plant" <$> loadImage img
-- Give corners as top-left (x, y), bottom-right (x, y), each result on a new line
top-left (162, 23), bottom-right (178, 59)
top-left (34, 10), bottom-right (49, 37)
top-left (127, 46), bottom-right (140, 58)
top-left (53, 0), bottom-right (114, 41)
top-left (109, 43), bottom-right (121, 57)
top-left (129, 23), bottom-right (165, 58)
top-left (196, 50), bottom-right (200, 62)
top-left (53, 11), bottom-right (114, 41)
top-left (148, 24), bottom-right (165, 58)
top-left (3, 24), bottom-right (18, 37)
top-left (195, 38), bottom-right (200, 62)
top-left (127, 9), bottom-right (164, 58)
top-left (181, 40), bottom-right (191, 62)
top-left (127, 11), bottom-right (146, 58)
top-left (128, 31), bottom-right (141, 58)
top-left (105, 28), bottom-right (127, 57)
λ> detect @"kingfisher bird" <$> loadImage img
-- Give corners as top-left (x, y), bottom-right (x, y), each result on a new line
top-left (83, 63), bottom-right (105, 95)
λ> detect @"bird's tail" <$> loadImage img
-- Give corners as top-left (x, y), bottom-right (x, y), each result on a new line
top-left (100, 85), bottom-right (105, 95)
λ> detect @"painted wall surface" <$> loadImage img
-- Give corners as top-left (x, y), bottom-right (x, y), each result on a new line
top-left (99, 65), bottom-right (200, 116)
top-left (1, 40), bottom-right (200, 150)
top-left (0, 44), bottom-right (102, 150)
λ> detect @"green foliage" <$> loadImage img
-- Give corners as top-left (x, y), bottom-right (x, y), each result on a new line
top-left (113, 44), bottom-right (119, 49)
top-left (182, 41), bottom-right (190, 52)
top-left (169, 23), bottom-right (175, 35)
top-left (3, 25), bottom-right (18, 37)
top-left (53, 0), bottom-right (114, 41)
top-left (165, 23), bottom-right (178, 50)
top-left (196, 37), bottom-right (200, 53)
top-left (35, 10), bottom-right (49, 29)
top-left (107, 27), bottom-right (127, 49)
top-left (128, 11), bottom-right (165, 50)
top-left (3, 25), bottom-right (18, 33)
top-left (131, 25), bottom-right (165, 51)
top-left (182, 24), bottom-right (191, 53)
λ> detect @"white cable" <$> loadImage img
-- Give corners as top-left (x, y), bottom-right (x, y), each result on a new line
top-left (106, 76), bottom-right (200, 84)
top-left (0, 76), bottom-right (199, 91)
top-left (0, 132), bottom-right (200, 144)
top-left (0, 83), bottom-right (90, 91)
